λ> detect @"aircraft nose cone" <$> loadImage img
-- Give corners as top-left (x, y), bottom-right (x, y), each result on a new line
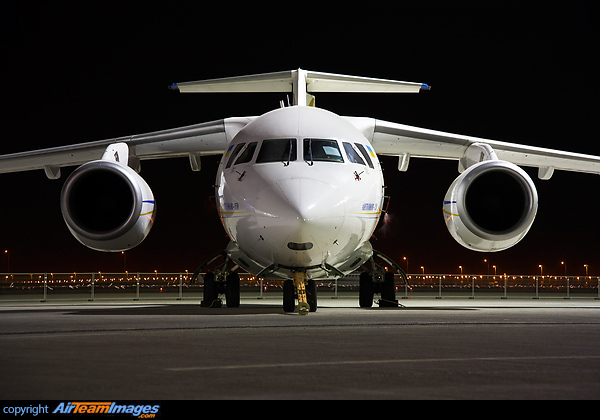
top-left (278, 178), bottom-right (345, 222)
top-left (255, 178), bottom-right (346, 252)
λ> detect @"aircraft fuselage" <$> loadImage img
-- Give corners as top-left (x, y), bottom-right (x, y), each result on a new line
top-left (216, 106), bottom-right (384, 280)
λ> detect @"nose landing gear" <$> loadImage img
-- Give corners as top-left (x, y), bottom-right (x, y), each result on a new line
top-left (283, 271), bottom-right (317, 315)
top-left (295, 279), bottom-right (310, 315)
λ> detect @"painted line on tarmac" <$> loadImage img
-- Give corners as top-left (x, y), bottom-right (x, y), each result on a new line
top-left (2, 320), bottom-right (600, 337)
top-left (165, 355), bottom-right (600, 372)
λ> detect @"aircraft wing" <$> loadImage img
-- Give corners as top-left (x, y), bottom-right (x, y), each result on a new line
top-left (348, 117), bottom-right (600, 178)
top-left (0, 117), bottom-right (254, 178)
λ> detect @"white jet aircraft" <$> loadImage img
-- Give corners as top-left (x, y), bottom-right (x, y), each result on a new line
top-left (2, 69), bottom-right (600, 314)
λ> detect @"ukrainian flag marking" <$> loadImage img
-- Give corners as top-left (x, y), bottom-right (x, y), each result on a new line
top-left (224, 145), bottom-right (234, 158)
top-left (366, 145), bottom-right (376, 158)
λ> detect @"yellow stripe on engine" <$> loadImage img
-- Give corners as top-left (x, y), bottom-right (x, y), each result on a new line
top-left (442, 208), bottom-right (459, 217)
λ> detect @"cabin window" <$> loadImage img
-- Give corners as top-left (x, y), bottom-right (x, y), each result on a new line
top-left (303, 139), bottom-right (344, 163)
top-left (234, 142), bottom-right (258, 165)
top-left (343, 142), bottom-right (366, 166)
top-left (225, 143), bottom-right (245, 169)
top-left (354, 143), bottom-right (374, 169)
top-left (256, 139), bottom-right (297, 164)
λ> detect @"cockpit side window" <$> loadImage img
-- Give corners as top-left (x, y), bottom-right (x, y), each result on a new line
top-left (303, 139), bottom-right (344, 163)
top-left (234, 142), bottom-right (258, 165)
top-left (342, 142), bottom-right (366, 166)
top-left (354, 143), bottom-right (374, 169)
top-left (256, 139), bottom-right (297, 164)
top-left (225, 143), bottom-right (245, 169)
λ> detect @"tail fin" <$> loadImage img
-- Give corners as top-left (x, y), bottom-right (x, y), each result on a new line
top-left (170, 69), bottom-right (430, 106)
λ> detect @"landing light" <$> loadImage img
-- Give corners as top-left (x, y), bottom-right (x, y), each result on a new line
top-left (287, 242), bottom-right (313, 251)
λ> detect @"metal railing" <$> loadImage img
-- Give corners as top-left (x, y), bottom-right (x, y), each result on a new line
top-left (398, 274), bottom-right (600, 300)
top-left (0, 272), bottom-right (599, 302)
top-left (0, 272), bottom-right (279, 302)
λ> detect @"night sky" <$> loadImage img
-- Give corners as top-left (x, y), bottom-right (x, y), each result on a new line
top-left (1, 3), bottom-right (598, 276)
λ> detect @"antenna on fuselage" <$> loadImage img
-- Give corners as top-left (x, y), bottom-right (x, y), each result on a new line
top-left (279, 95), bottom-right (292, 108)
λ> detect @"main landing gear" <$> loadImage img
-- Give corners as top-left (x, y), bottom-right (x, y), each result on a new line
top-left (358, 250), bottom-right (409, 308)
top-left (191, 251), bottom-right (240, 308)
top-left (191, 248), bottom-right (408, 313)
top-left (192, 251), bottom-right (318, 314)
top-left (200, 271), bottom-right (240, 308)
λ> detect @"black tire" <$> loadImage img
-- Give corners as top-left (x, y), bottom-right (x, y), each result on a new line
top-left (306, 279), bottom-right (317, 312)
top-left (226, 272), bottom-right (240, 308)
top-left (202, 271), bottom-right (218, 307)
top-left (380, 271), bottom-right (398, 307)
top-left (283, 280), bottom-right (295, 312)
top-left (359, 272), bottom-right (374, 308)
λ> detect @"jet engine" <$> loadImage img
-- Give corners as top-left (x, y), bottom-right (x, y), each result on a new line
top-left (443, 160), bottom-right (538, 252)
top-left (60, 160), bottom-right (156, 252)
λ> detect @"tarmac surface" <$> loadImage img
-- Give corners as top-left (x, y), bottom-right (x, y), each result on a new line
top-left (1, 294), bottom-right (600, 399)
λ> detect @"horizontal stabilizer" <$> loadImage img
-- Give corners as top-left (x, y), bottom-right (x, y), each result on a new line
top-left (170, 71), bottom-right (294, 93)
top-left (170, 69), bottom-right (429, 106)
top-left (306, 70), bottom-right (430, 93)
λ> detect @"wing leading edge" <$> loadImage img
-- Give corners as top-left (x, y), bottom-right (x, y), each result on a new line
top-left (345, 117), bottom-right (600, 179)
top-left (0, 117), bottom-right (254, 178)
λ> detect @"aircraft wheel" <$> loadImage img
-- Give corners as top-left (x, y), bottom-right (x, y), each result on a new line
top-left (226, 272), bottom-right (240, 307)
top-left (283, 280), bottom-right (295, 312)
top-left (359, 272), bottom-right (374, 308)
top-left (306, 279), bottom-right (317, 312)
top-left (380, 271), bottom-right (398, 307)
top-left (201, 272), bottom-right (218, 307)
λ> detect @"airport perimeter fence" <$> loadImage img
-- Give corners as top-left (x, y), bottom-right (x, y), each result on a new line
top-left (0, 272), bottom-right (599, 303)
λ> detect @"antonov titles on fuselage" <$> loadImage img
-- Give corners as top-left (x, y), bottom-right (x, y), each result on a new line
top-left (2, 69), bottom-right (599, 314)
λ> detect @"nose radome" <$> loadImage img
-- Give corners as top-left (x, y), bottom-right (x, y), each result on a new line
top-left (277, 178), bottom-right (345, 222)
top-left (274, 178), bottom-right (346, 250)
top-left (254, 178), bottom-right (346, 251)
top-left (252, 178), bottom-right (347, 267)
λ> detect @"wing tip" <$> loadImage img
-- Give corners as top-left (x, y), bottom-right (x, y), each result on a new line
top-left (421, 83), bottom-right (431, 91)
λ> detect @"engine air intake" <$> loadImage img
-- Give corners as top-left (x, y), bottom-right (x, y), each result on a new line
top-left (61, 160), bottom-right (155, 252)
top-left (443, 160), bottom-right (538, 252)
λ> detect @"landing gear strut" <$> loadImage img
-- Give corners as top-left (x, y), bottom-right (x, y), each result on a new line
top-left (359, 250), bottom-right (409, 308)
top-left (191, 251), bottom-right (240, 308)
top-left (283, 271), bottom-right (317, 315)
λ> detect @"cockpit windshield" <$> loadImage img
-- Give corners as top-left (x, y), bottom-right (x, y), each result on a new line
top-left (225, 143), bottom-right (245, 169)
top-left (234, 142), bottom-right (258, 165)
top-left (256, 139), bottom-right (297, 164)
top-left (342, 142), bottom-right (366, 166)
top-left (303, 139), bottom-right (344, 164)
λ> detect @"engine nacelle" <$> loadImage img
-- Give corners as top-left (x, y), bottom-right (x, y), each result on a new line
top-left (443, 160), bottom-right (538, 252)
top-left (60, 160), bottom-right (156, 252)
